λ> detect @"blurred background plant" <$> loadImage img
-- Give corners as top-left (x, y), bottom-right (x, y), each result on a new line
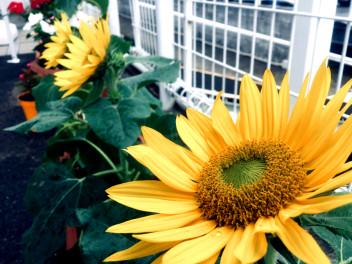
top-left (16, 61), bottom-right (42, 94)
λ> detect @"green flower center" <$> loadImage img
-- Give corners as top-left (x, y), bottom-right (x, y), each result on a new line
top-left (221, 159), bottom-right (266, 188)
top-left (196, 140), bottom-right (306, 229)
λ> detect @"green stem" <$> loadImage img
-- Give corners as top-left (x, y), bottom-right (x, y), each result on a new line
top-left (80, 138), bottom-right (118, 172)
top-left (91, 168), bottom-right (123, 177)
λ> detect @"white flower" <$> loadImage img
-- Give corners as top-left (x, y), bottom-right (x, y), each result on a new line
top-left (22, 13), bottom-right (43, 31)
top-left (40, 20), bottom-right (56, 35)
top-left (69, 1), bottom-right (101, 28)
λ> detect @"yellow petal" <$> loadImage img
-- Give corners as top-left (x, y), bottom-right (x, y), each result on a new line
top-left (162, 226), bottom-right (233, 264)
top-left (285, 60), bottom-right (330, 150)
top-left (305, 115), bottom-right (352, 187)
top-left (261, 69), bottom-right (279, 139)
top-left (233, 223), bottom-right (268, 263)
top-left (186, 108), bottom-right (228, 154)
top-left (275, 216), bottom-right (330, 264)
top-left (103, 241), bottom-right (179, 262)
top-left (106, 210), bottom-right (203, 234)
top-left (237, 74), bottom-right (262, 140)
top-left (176, 115), bottom-right (211, 162)
top-left (298, 170), bottom-right (352, 200)
top-left (126, 145), bottom-right (197, 192)
top-left (211, 92), bottom-right (241, 145)
top-left (107, 181), bottom-right (198, 214)
top-left (280, 193), bottom-right (352, 221)
top-left (141, 126), bottom-right (203, 179)
top-left (133, 220), bottom-right (217, 243)
top-left (220, 228), bottom-right (243, 264)
top-left (300, 79), bottom-right (352, 163)
top-left (277, 72), bottom-right (290, 139)
top-left (254, 217), bottom-right (278, 233)
top-left (284, 73), bottom-right (309, 146)
top-left (198, 250), bottom-right (221, 264)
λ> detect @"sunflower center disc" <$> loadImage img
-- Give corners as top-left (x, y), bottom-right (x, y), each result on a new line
top-left (196, 140), bottom-right (306, 229)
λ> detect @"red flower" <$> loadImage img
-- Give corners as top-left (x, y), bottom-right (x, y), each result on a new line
top-left (19, 74), bottom-right (25, 81)
top-left (7, 2), bottom-right (25, 14)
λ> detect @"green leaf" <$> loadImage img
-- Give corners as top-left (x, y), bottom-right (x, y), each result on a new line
top-left (311, 226), bottom-right (352, 263)
top-left (107, 35), bottom-right (131, 55)
top-left (122, 56), bottom-right (179, 93)
top-left (125, 55), bottom-right (178, 67)
top-left (23, 158), bottom-right (113, 264)
top-left (78, 200), bottom-right (154, 264)
top-left (299, 203), bottom-right (352, 240)
top-left (23, 162), bottom-right (83, 264)
top-left (83, 94), bottom-right (161, 148)
top-left (56, 0), bottom-right (81, 16)
top-left (118, 98), bottom-right (154, 120)
top-left (32, 74), bottom-right (64, 112)
top-left (5, 97), bottom-right (82, 133)
top-left (83, 98), bottom-right (126, 148)
top-left (73, 80), bottom-right (104, 108)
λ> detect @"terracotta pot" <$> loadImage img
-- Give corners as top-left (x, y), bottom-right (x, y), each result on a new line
top-left (18, 91), bottom-right (37, 120)
top-left (30, 58), bottom-right (60, 77)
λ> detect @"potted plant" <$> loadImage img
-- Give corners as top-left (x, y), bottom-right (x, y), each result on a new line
top-left (16, 62), bottom-right (42, 120)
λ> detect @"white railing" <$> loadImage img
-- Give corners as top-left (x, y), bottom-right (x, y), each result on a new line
top-left (121, 0), bottom-right (351, 120)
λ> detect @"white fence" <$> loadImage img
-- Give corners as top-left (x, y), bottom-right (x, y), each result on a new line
top-left (113, 0), bottom-right (352, 120)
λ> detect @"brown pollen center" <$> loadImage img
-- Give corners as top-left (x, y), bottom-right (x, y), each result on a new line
top-left (196, 140), bottom-right (306, 229)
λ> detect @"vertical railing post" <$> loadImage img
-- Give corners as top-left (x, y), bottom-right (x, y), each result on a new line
top-left (131, 0), bottom-right (142, 50)
top-left (288, 0), bottom-right (336, 111)
top-left (155, 0), bottom-right (175, 110)
top-left (184, 0), bottom-right (193, 95)
top-left (108, 0), bottom-right (121, 36)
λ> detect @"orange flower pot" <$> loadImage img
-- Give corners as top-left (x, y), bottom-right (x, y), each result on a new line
top-left (18, 91), bottom-right (37, 120)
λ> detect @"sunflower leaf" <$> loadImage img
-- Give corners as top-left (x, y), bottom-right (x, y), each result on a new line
top-left (121, 57), bottom-right (179, 93)
top-left (23, 162), bottom-right (83, 264)
top-left (56, 0), bottom-right (81, 16)
top-left (311, 226), bottom-right (352, 263)
top-left (32, 74), bottom-right (64, 112)
top-left (299, 203), bottom-right (352, 240)
top-left (78, 199), bottom-right (153, 264)
top-left (83, 98), bottom-right (126, 148)
top-left (4, 97), bottom-right (82, 133)
top-left (107, 35), bottom-right (131, 56)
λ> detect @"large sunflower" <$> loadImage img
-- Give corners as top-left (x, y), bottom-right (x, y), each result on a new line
top-left (54, 17), bottom-right (110, 98)
top-left (105, 61), bottom-right (352, 263)
top-left (41, 13), bottom-right (72, 69)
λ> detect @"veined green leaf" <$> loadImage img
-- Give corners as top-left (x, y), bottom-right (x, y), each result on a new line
top-left (299, 203), bottom-right (352, 240)
top-left (312, 226), bottom-right (352, 263)
top-left (56, 0), bottom-right (81, 16)
top-left (32, 74), bottom-right (64, 112)
top-left (23, 162), bottom-right (83, 264)
top-left (5, 97), bottom-right (82, 133)
top-left (78, 199), bottom-right (154, 264)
